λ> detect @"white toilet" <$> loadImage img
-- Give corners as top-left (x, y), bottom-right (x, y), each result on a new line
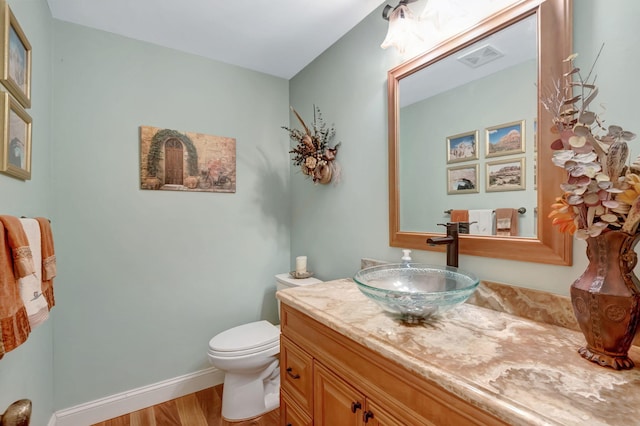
top-left (207, 273), bottom-right (322, 421)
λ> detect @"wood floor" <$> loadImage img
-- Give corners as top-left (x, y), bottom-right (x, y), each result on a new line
top-left (91, 385), bottom-right (279, 426)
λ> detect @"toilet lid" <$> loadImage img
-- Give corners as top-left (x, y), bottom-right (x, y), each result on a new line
top-left (208, 320), bottom-right (279, 354)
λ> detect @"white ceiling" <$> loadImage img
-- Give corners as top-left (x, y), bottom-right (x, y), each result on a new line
top-left (400, 13), bottom-right (537, 107)
top-left (46, 0), bottom-right (387, 79)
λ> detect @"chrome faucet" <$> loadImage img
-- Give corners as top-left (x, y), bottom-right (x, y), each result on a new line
top-left (426, 222), bottom-right (460, 268)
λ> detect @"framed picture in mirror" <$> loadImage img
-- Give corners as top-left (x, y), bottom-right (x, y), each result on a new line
top-left (486, 158), bottom-right (524, 192)
top-left (446, 130), bottom-right (478, 164)
top-left (0, 92), bottom-right (31, 180)
top-left (0, 1), bottom-right (30, 109)
top-left (447, 164), bottom-right (479, 195)
top-left (485, 120), bottom-right (525, 158)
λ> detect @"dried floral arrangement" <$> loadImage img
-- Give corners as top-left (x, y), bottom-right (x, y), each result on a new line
top-left (282, 106), bottom-right (341, 184)
top-left (543, 47), bottom-right (639, 240)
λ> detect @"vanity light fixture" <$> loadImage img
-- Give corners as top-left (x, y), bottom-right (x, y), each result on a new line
top-left (380, 0), bottom-right (422, 54)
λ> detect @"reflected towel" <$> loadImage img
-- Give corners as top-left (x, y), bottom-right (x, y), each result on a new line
top-left (469, 209), bottom-right (493, 235)
top-left (0, 216), bottom-right (31, 357)
top-left (495, 208), bottom-right (519, 236)
top-left (450, 210), bottom-right (469, 223)
top-left (19, 218), bottom-right (49, 327)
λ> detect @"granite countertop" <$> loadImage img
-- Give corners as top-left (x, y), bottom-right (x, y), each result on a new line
top-left (277, 279), bottom-right (640, 426)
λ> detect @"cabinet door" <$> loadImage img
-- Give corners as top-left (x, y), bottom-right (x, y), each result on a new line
top-left (281, 390), bottom-right (312, 426)
top-left (363, 400), bottom-right (411, 426)
top-left (281, 336), bottom-right (314, 414)
top-left (314, 362), bottom-right (364, 426)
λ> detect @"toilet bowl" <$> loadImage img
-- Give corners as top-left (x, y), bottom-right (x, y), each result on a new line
top-left (207, 273), bottom-right (322, 421)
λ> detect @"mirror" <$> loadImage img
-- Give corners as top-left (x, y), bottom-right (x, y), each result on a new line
top-left (388, 0), bottom-right (573, 265)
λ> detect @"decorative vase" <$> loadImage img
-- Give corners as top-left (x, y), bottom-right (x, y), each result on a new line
top-left (570, 231), bottom-right (640, 370)
top-left (316, 163), bottom-right (332, 184)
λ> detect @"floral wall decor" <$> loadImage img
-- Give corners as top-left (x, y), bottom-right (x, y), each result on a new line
top-left (283, 106), bottom-right (340, 184)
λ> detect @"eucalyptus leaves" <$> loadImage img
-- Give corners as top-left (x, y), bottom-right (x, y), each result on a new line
top-left (544, 50), bottom-right (639, 239)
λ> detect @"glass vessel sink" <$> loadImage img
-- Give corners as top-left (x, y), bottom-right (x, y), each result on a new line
top-left (353, 263), bottom-right (479, 322)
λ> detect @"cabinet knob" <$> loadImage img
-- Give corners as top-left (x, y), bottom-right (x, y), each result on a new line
top-left (351, 401), bottom-right (362, 413)
top-left (364, 410), bottom-right (374, 423)
top-left (285, 367), bottom-right (300, 379)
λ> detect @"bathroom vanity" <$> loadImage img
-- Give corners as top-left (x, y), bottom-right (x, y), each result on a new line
top-left (277, 279), bottom-right (640, 426)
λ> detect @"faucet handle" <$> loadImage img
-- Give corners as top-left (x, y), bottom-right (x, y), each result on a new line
top-left (437, 222), bottom-right (460, 233)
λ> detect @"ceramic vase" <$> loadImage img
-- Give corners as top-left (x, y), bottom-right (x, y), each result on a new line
top-left (570, 231), bottom-right (640, 370)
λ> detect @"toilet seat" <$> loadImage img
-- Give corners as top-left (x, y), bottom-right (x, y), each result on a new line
top-left (208, 320), bottom-right (279, 357)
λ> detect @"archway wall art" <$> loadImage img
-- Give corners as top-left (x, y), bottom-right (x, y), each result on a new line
top-left (139, 125), bottom-right (236, 193)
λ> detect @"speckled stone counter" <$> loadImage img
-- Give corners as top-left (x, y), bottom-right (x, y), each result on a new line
top-left (277, 279), bottom-right (640, 426)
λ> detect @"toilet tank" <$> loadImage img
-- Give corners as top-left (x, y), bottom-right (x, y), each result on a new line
top-left (275, 273), bottom-right (322, 320)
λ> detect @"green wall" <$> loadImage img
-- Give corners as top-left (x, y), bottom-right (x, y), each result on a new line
top-left (0, 1), bottom-right (54, 425)
top-left (50, 21), bottom-right (291, 408)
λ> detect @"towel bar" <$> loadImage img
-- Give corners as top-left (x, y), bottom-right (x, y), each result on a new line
top-left (444, 207), bottom-right (526, 215)
top-left (20, 216), bottom-right (51, 222)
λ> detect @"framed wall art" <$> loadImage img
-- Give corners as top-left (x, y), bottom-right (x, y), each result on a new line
top-left (446, 130), bottom-right (478, 164)
top-left (486, 158), bottom-right (525, 192)
top-left (485, 120), bottom-right (524, 158)
top-left (447, 164), bottom-right (479, 195)
top-left (0, 1), bottom-right (30, 108)
top-left (140, 125), bottom-right (236, 193)
top-left (0, 92), bottom-right (32, 180)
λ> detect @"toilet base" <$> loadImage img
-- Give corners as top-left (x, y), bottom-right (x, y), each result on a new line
top-left (221, 359), bottom-right (280, 421)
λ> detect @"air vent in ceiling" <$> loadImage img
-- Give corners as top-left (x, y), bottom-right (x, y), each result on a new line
top-left (457, 44), bottom-right (504, 69)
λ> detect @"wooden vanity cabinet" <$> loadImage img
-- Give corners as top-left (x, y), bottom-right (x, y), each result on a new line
top-left (314, 361), bottom-right (403, 426)
top-left (281, 390), bottom-right (312, 426)
top-left (279, 303), bottom-right (509, 426)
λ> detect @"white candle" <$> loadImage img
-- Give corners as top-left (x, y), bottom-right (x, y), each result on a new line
top-left (295, 256), bottom-right (307, 275)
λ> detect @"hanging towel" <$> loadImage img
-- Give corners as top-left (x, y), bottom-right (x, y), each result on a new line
top-left (18, 218), bottom-right (49, 327)
top-left (450, 210), bottom-right (469, 223)
top-left (35, 217), bottom-right (55, 310)
top-left (469, 209), bottom-right (493, 235)
top-left (0, 216), bottom-right (31, 358)
top-left (450, 210), bottom-right (470, 234)
top-left (495, 208), bottom-right (519, 236)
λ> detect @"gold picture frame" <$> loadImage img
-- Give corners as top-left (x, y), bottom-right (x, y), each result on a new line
top-left (485, 120), bottom-right (525, 158)
top-left (0, 1), bottom-right (31, 108)
top-left (447, 164), bottom-right (479, 195)
top-left (0, 92), bottom-right (32, 180)
top-left (446, 130), bottom-right (478, 164)
top-left (486, 158), bottom-right (525, 192)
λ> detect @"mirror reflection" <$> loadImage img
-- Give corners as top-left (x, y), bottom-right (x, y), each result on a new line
top-left (388, 0), bottom-right (573, 265)
top-left (398, 14), bottom-right (537, 237)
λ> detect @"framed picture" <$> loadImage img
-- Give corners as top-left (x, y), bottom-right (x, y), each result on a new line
top-left (140, 125), bottom-right (236, 193)
top-left (0, 92), bottom-right (31, 180)
top-left (486, 158), bottom-right (525, 192)
top-left (485, 120), bottom-right (525, 158)
top-left (0, 1), bottom-right (31, 108)
top-left (446, 130), bottom-right (478, 163)
top-left (447, 164), bottom-right (479, 195)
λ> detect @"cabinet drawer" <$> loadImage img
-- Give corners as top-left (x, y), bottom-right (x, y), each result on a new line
top-left (281, 390), bottom-right (312, 426)
top-left (281, 336), bottom-right (313, 414)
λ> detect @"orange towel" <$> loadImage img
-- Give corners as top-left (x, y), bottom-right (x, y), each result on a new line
top-left (36, 217), bottom-right (55, 310)
top-left (450, 210), bottom-right (469, 223)
top-left (0, 216), bottom-right (32, 357)
top-left (495, 208), bottom-right (519, 236)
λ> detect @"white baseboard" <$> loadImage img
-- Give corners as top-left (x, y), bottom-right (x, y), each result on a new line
top-left (50, 367), bottom-right (224, 426)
